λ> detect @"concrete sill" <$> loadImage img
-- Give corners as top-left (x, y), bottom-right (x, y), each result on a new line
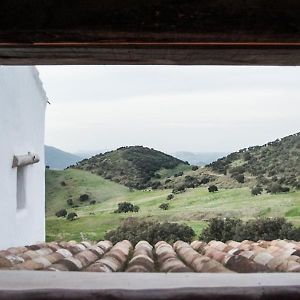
top-left (0, 271), bottom-right (300, 299)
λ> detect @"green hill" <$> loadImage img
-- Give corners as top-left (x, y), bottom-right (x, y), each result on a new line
top-left (46, 168), bottom-right (129, 216)
top-left (73, 146), bottom-right (189, 189)
top-left (46, 169), bottom-right (300, 242)
top-left (207, 132), bottom-right (300, 189)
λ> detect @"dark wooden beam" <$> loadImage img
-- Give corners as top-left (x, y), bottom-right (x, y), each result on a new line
top-left (0, 0), bottom-right (300, 65)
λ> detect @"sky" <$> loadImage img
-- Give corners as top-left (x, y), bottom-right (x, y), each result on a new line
top-left (38, 65), bottom-right (300, 154)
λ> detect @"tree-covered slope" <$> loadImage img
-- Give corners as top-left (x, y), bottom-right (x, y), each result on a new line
top-left (73, 146), bottom-right (189, 189)
top-left (207, 132), bottom-right (300, 189)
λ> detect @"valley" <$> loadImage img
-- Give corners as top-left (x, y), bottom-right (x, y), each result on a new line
top-left (46, 169), bottom-right (300, 242)
top-left (46, 132), bottom-right (300, 242)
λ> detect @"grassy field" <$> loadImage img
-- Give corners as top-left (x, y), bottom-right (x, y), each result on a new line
top-left (46, 169), bottom-right (300, 242)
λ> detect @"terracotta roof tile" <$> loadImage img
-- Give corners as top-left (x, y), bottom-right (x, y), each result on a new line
top-left (1, 239), bottom-right (300, 273)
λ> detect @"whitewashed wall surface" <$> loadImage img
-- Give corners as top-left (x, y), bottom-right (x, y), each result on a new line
top-left (0, 66), bottom-right (47, 248)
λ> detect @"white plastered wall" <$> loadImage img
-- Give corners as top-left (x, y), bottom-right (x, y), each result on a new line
top-left (0, 66), bottom-right (47, 248)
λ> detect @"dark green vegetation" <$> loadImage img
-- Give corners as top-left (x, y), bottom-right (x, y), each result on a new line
top-left (67, 212), bottom-right (78, 221)
top-left (208, 185), bottom-right (218, 193)
top-left (45, 145), bottom-right (82, 170)
top-left (200, 217), bottom-right (300, 242)
top-left (73, 146), bottom-right (189, 189)
top-left (55, 208), bottom-right (67, 218)
top-left (159, 203), bottom-right (169, 210)
top-left (114, 202), bottom-right (140, 213)
top-left (46, 133), bottom-right (300, 242)
top-left (105, 218), bottom-right (195, 246)
top-left (46, 168), bottom-right (300, 242)
top-left (208, 132), bottom-right (300, 190)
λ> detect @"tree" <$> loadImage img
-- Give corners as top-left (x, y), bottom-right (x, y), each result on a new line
top-left (67, 199), bottom-right (73, 206)
top-left (67, 212), bottom-right (78, 221)
top-left (151, 181), bottom-right (161, 189)
top-left (167, 194), bottom-right (174, 200)
top-left (267, 183), bottom-right (290, 194)
top-left (233, 174), bottom-right (245, 183)
top-left (114, 202), bottom-right (135, 213)
top-left (133, 205), bottom-right (140, 212)
top-left (55, 209), bottom-right (67, 218)
top-left (172, 185), bottom-right (186, 194)
top-left (105, 218), bottom-right (195, 245)
top-left (200, 217), bottom-right (296, 242)
top-left (251, 185), bottom-right (263, 196)
top-left (200, 218), bottom-right (242, 242)
top-left (159, 203), bottom-right (169, 210)
top-left (208, 185), bottom-right (218, 193)
top-left (79, 194), bottom-right (89, 201)
top-left (200, 177), bottom-right (210, 185)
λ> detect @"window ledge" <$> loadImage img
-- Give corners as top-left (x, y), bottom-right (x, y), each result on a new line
top-left (0, 271), bottom-right (300, 299)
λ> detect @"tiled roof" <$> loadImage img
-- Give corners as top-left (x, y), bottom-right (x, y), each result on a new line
top-left (1, 239), bottom-right (300, 272)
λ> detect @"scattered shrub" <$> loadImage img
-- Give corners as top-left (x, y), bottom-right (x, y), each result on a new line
top-left (208, 185), bottom-right (218, 193)
top-left (133, 205), bottom-right (140, 212)
top-left (67, 212), bottom-right (78, 221)
top-left (184, 175), bottom-right (200, 188)
top-left (251, 185), bottom-right (263, 196)
top-left (105, 218), bottom-right (195, 245)
top-left (79, 194), bottom-right (89, 201)
top-left (266, 183), bottom-right (290, 194)
top-left (55, 209), bottom-right (67, 218)
top-left (200, 218), bottom-right (242, 242)
top-left (114, 202), bottom-right (136, 213)
top-left (192, 165), bottom-right (199, 171)
top-left (172, 185), bottom-right (186, 194)
top-left (60, 181), bottom-right (66, 186)
top-left (90, 200), bottom-right (96, 205)
top-left (67, 199), bottom-right (73, 206)
top-left (165, 179), bottom-right (172, 184)
top-left (200, 217), bottom-right (299, 242)
top-left (232, 174), bottom-right (245, 183)
top-left (200, 177), bottom-right (210, 185)
top-left (167, 194), bottom-right (174, 200)
top-left (151, 181), bottom-right (161, 189)
top-left (159, 203), bottom-right (169, 210)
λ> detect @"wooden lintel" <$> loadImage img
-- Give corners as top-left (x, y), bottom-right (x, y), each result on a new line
top-left (0, 1), bottom-right (299, 65)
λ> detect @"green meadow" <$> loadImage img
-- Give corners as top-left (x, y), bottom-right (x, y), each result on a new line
top-left (46, 169), bottom-right (300, 242)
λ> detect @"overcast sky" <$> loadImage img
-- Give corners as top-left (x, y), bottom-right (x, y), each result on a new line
top-left (38, 66), bottom-right (300, 154)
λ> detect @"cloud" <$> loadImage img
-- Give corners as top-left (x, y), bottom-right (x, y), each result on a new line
top-left (40, 66), bottom-right (300, 153)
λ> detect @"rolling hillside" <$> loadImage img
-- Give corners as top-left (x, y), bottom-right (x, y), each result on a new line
top-left (207, 132), bottom-right (300, 189)
top-left (73, 146), bottom-right (190, 189)
top-left (46, 169), bottom-right (300, 242)
top-left (46, 133), bottom-right (300, 242)
top-left (46, 169), bottom-right (130, 216)
top-left (45, 145), bottom-right (82, 170)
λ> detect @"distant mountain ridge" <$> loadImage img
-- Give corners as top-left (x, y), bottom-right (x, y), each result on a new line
top-left (45, 145), bottom-right (82, 170)
top-left (172, 151), bottom-right (228, 166)
top-left (73, 146), bottom-right (189, 189)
